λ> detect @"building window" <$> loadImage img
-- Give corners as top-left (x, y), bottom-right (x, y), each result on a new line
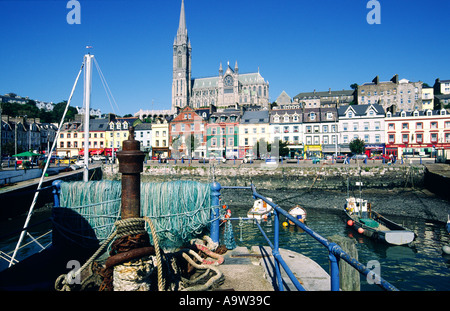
top-left (306, 126), bottom-right (312, 133)
top-left (431, 122), bottom-right (438, 129)
top-left (343, 135), bottom-right (348, 143)
top-left (431, 133), bottom-right (438, 143)
top-left (306, 136), bottom-right (312, 144)
top-left (416, 122), bottom-right (423, 130)
top-left (416, 134), bottom-right (423, 143)
top-left (388, 134), bottom-right (395, 143)
top-left (446, 133), bottom-right (450, 143)
top-left (375, 135), bottom-right (380, 143)
top-left (402, 123), bottom-right (409, 130)
top-left (314, 136), bottom-right (320, 144)
top-left (343, 123), bottom-right (348, 131)
top-left (402, 134), bottom-right (409, 143)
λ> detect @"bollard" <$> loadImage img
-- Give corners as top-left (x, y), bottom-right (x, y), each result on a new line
top-left (116, 127), bottom-right (146, 219)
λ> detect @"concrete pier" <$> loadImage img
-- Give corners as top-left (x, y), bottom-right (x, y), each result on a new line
top-left (218, 246), bottom-right (330, 291)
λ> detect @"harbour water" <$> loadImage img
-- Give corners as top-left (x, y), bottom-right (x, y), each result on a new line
top-left (221, 188), bottom-right (450, 291)
top-left (1, 188), bottom-right (449, 291)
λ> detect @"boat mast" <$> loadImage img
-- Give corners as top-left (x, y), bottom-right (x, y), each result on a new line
top-left (83, 53), bottom-right (94, 182)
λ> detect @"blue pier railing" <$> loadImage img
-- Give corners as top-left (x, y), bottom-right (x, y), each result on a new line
top-left (214, 183), bottom-right (399, 291)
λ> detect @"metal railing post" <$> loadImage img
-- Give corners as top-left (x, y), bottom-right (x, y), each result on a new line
top-left (52, 180), bottom-right (62, 207)
top-left (328, 242), bottom-right (340, 291)
top-left (210, 181), bottom-right (221, 244)
top-left (273, 209), bottom-right (284, 290)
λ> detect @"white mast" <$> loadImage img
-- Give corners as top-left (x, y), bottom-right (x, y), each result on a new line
top-left (83, 53), bottom-right (94, 182)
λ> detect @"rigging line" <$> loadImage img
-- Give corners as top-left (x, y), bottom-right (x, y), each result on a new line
top-left (93, 58), bottom-right (115, 114)
top-left (8, 61), bottom-right (85, 268)
top-left (93, 57), bottom-right (120, 115)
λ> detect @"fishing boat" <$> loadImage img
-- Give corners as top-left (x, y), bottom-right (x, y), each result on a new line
top-left (288, 205), bottom-right (307, 225)
top-left (247, 198), bottom-right (273, 220)
top-left (343, 197), bottom-right (416, 246)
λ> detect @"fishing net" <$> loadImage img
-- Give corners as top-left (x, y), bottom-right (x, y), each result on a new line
top-left (55, 180), bottom-right (213, 251)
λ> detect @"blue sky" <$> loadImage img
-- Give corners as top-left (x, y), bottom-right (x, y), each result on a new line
top-left (1, 0), bottom-right (449, 116)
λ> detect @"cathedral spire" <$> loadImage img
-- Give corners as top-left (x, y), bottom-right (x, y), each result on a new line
top-left (177, 0), bottom-right (187, 36)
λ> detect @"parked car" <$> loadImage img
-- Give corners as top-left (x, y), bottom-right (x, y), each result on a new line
top-left (92, 155), bottom-right (106, 161)
top-left (369, 155), bottom-right (389, 161)
top-left (350, 154), bottom-right (368, 160)
top-left (310, 157), bottom-right (321, 164)
top-left (243, 155), bottom-right (255, 163)
top-left (335, 155), bottom-right (346, 163)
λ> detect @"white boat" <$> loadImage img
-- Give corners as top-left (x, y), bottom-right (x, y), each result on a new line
top-left (288, 205), bottom-right (307, 225)
top-left (247, 198), bottom-right (273, 220)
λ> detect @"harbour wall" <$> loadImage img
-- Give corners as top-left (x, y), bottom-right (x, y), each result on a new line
top-left (103, 163), bottom-right (426, 191)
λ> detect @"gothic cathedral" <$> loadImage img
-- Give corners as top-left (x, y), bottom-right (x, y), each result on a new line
top-left (172, 0), bottom-right (270, 112)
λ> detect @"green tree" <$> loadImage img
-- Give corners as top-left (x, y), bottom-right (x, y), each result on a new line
top-left (349, 138), bottom-right (365, 154)
top-left (350, 83), bottom-right (358, 90)
top-left (52, 101), bottom-right (78, 122)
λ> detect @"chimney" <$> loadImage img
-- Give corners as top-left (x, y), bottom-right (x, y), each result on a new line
top-left (391, 74), bottom-right (399, 84)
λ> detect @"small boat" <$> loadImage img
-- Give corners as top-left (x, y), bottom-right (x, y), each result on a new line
top-left (344, 197), bottom-right (416, 246)
top-left (288, 205), bottom-right (307, 225)
top-left (247, 198), bottom-right (273, 220)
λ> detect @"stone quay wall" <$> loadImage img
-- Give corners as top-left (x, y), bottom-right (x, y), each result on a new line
top-left (102, 162), bottom-right (426, 191)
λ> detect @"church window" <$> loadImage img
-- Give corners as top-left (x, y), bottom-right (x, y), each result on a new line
top-left (177, 51), bottom-right (182, 68)
top-left (258, 86), bottom-right (262, 96)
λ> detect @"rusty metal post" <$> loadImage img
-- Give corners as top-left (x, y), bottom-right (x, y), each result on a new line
top-left (116, 127), bottom-right (146, 219)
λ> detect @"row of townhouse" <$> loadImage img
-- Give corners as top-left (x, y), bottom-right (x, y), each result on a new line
top-left (56, 114), bottom-right (139, 157)
top-left (51, 104), bottom-right (450, 161)
top-left (1, 116), bottom-right (57, 156)
top-left (168, 103), bottom-right (450, 160)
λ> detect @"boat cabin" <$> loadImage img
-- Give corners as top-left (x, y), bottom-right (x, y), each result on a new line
top-left (346, 197), bottom-right (369, 218)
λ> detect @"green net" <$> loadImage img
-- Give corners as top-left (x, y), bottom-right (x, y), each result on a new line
top-left (57, 180), bottom-right (213, 250)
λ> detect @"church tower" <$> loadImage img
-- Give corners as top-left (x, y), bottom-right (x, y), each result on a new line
top-left (172, 0), bottom-right (192, 111)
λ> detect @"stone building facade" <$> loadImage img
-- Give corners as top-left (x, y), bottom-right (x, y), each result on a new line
top-left (357, 75), bottom-right (423, 113)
